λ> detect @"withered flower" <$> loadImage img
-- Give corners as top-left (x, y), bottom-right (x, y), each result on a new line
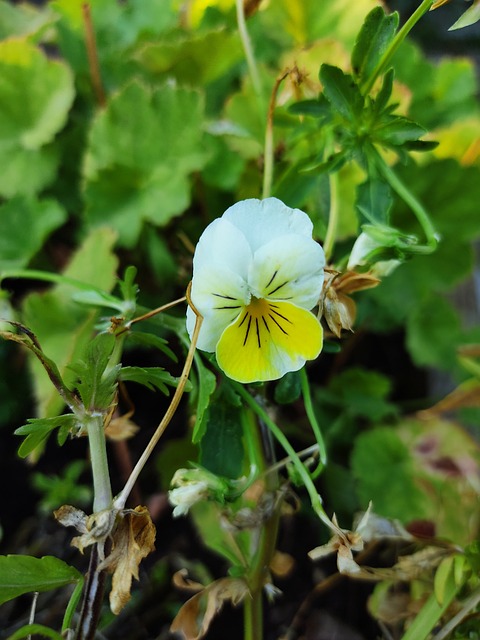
top-left (319, 269), bottom-right (380, 338)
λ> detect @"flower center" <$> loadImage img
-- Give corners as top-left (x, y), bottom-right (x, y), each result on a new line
top-left (238, 297), bottom-right (292, 348)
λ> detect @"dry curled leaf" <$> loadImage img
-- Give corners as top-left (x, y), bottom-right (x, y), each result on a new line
top-left (98, 505), bottom-right (156, 615)
top-left (171, 576), bottom-right (249, 640)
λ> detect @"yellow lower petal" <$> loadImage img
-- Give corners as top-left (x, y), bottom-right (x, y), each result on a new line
top-left (216, 299), bottom-right (322, 383)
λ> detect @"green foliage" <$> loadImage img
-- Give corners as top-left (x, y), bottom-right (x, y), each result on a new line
top-left (0, 0), bottom-right (479, 637)
top-left (0, 555), bottom-right (82, 605)
top-left (200, 387), bottom-right (244, 479)
top-left (83, 81), bottom-right (206, 247)
top-left (32, 460), bottom-right (92, 513)
top-left (0, 198), bottom-right (66, 271)
top-left (0, 38), bottom-right (74, 197)
top-left (351, 427), bottom-right (428, 522)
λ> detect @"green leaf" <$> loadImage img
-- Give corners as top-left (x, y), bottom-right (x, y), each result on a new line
top-left (351, 7), bottom-right (399, 84)
top-left (7, 623), bottom-right (64, 640)
top-left (356, 178), bottom-right (393, 225)
top-left (319, 64), bottom-right (364, 122)
top-left (0, 555), bottom-right (82, 605)
top-left (127, 331), bottom-right (177, 362)
top-left (83, 81), bottom-right (206, 247)
top-left (0, 38), bottom-right (74, 197)
top-left (274, 371), bottom-right (302, 405)
top-left (200, 397), bottom-right (244, 479)
top-left (136, 29), bottom-right (243, 85)
top-left (372, 68), bottom-right (394, 116)
top-left (400, 573), bottom-right (459, 640)
top-left (15, 415), bottom-right (78, 458)
top-left (0, 1), bottom-right (54, 40)
top-left (191, 355), bottom-right (217, 444)
top-left (374, 117), bottom-right (427, 146)
top-left (21, 228), bottom-right (119, 418)
top-left (351, 427), bottom-right (428, 522)
top-left (406, 294), bottom-right (461, 370)
top-left (119, 366), bottom-right (182, 395)
top-left (69, 333), bottom-right (117, 410)
top-left (0, 197), bottom-right (66, 272)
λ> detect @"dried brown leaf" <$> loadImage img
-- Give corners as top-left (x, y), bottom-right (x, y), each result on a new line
top-left (99, 506), bottom-right (156, 614)
top-left (171, 577), bottom-right (249, 640)
top-left (105, 412), bottom-right (139, 441)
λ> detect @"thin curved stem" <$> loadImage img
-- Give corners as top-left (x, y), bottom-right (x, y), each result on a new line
top-left (300, 369), bottom-right (327, 469)
top-left (113, 298), bottom-right (202, 510)
top-left (236, 0), bottom-right (262, 98)
top-left (376, 154), bottom-right (439, 253)
top-left (233, 382), bottom-right (334, 530)
top-left (322, 170), bottom-right (339, 262)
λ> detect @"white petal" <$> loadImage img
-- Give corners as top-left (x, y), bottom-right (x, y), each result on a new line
top-left (193, 218), bottom-right (252, 280)
top-left (188, 266), bottom-right (249, 352)
top-left (222, 198), bottom-right (314, 252)
top-left (249, 234), bottom-right (324, 309)
top-left (347, 232), bottom-right (380, 270)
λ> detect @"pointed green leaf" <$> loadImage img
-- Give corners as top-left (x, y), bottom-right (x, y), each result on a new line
top-left (7, 623), bottom-right (64, 640)
top-left (374, 117), bottom-right (427, 146)
top-left (0, 555), bottom-right (82, 605)
top-left (356, 178), bottom-right (393, 225)
top-left (0, 39), bottom-right (74, 197)
top-left (351, 7), bottom-right (399, 83)
top-left (192, 355), bottom-right (217, 444)
top-left (119, 366), bottom-right (183, 395)
top-left (127, 331), bottom-right (177, 362)
top-left (319, 64), bottom-right (364, 122)
top-left (15, 415), bottom-right (77, 458)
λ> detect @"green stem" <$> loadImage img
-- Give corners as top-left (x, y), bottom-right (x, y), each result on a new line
top-left (241, 405), bottom-right (281, 640)
top-left (300, 369), bottom-right (327, 470)
top-left (235, 0), bottom-right (262, 99)
top-left (362, 0), bottom-right (434, 96)
top-left (86, 414), bottom-right (112, 513)
top-left (244, 591), bottom-right (264, 640)
top-left (322, 170), bottom-right (339, 262)
top-left (233, 383), bottom-right (333, 530)
top-left (376, 154), bottom-right (439, 253)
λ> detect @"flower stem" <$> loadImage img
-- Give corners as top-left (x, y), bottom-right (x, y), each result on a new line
top-left (236, 0), bottom-right (262, 100)
top-left (322, 169), bottom-right (339, 262)
top-left (376, 154), bottom-right (439, 253)
top-left (233, 383), bottom-right (334, 530)
top-left (113, 304), bottom-right (202, 510)
top-left (300, 369), bottom-right (327, 471)
top-left (361, 0), bottom-right (434, 96)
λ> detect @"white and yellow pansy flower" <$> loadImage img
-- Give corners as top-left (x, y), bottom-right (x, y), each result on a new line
top-left (186, 198), bottom-right (325, 383)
